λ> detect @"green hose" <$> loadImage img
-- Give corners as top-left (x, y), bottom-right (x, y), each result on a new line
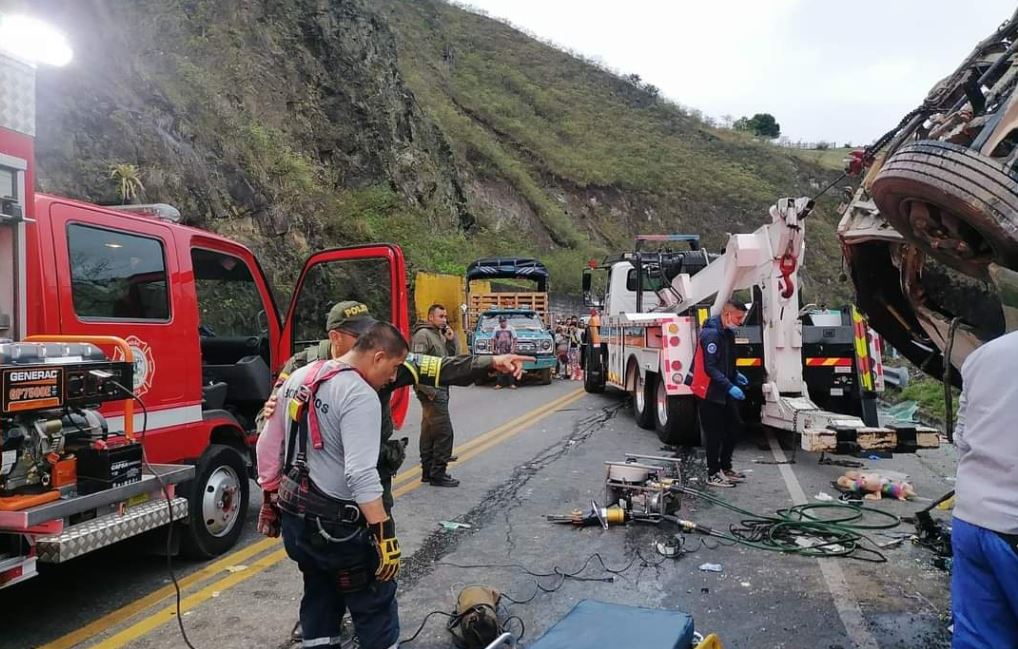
top-left (672, 486), bottom-right (901, 562)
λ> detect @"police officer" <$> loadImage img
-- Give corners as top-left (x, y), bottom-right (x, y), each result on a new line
top-left (257, 322), bottom-right (409, 649)
top-left (258, 301), bottom-right (531, 508)
top-left (412, 304), bottom-right (461, 487)
top-left (690, 300), bottom-right (749, 488)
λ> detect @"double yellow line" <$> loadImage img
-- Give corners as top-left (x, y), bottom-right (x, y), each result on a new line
top-left (44, 387), bottom-right (585, 649)
top-left (391, 387), bottom-right (586, 495)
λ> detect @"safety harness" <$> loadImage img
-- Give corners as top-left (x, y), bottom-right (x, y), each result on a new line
top-left (277, 360), bottom-right (364, 527)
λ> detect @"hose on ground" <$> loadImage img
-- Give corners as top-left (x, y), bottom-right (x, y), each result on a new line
top-left (668, 486), bottom-right (900, 563)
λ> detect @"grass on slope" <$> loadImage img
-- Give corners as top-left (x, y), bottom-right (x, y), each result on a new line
top-left (380, 0), bottom-right (852, 302)
top-left (789, 147), bottom-right (856, 172)
top-left (383, 1), bottom-right (829, 204)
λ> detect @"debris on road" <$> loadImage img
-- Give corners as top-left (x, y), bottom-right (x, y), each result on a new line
top-left (699, 563), bottom-right (723, 573)
top-left (835, 470), bottom-right (918, 500)
top-left (439, 520), bottom-right (472, 531)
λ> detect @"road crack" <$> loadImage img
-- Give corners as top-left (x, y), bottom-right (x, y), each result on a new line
top-left (400, 402), bottom-right (625, 590)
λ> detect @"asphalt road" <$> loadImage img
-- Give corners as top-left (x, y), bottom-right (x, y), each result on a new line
top-left (0, 378), bottom-right (958, 649)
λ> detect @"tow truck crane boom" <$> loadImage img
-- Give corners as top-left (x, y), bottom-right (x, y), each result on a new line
top-left (665, 197), bottom-right (939, 452)
top-left (670, 197), bottom-right (809, 398)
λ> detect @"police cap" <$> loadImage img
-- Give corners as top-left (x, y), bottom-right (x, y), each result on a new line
top-left (326, 301), bottom-right (377, 335)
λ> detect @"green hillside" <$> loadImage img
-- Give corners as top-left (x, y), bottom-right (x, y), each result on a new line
top-left (380, 0), bottom-right (849, 299)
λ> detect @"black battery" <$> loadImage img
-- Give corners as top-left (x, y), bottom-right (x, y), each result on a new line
top-left (73, 440), bottom-right (143, 495)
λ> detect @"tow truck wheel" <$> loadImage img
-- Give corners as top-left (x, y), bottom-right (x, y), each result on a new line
top-left (872, 140), bottom-right (1018, 280)
top-left (630, 365), bottom-right (655, 430)
top-left (179, 444), bottom-right (250, 559)
top-left (582, 344), bottom-right (605, 394)
top-left (654, 380), bottom-right (699, 446)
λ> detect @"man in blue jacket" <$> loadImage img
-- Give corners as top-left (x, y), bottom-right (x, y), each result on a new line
top-left (690, 300), bottom-right (749, 487)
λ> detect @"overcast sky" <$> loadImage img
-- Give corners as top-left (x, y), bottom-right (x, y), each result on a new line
top-left (457, 1), bottom-right (1017, 145)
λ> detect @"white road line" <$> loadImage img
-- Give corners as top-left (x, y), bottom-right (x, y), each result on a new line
top-left (767, 433), bottom-right (880, 649)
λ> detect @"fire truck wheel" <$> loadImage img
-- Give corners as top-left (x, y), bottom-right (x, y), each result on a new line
top-left (871, 140), bottom-right (1018, 280)
top-left (654, 381), bottom-right (699, 446)
top-left (179, 444), bottom-right (250, 559)
top-left (630, 365), bottom-right (655, 430)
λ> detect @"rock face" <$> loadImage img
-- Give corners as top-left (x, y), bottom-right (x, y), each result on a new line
top-left (20, 0), bottom-right (847, 299)
top-left (29, 1), bottom-right (468, 274)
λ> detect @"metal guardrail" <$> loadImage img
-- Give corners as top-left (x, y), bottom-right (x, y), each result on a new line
top-left (882, 365), bottom-right (910, 389)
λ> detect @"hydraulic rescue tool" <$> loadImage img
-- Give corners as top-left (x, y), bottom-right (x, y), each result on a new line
top-left (604, 453), bottom-right (682, 521)
top-left (546, 500), bottom-right (629, 529)
top-left (548, 453), bottom-right (684, 528)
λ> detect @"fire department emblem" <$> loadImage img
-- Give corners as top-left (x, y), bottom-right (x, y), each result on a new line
top-left (113, 335), bottom-right (155, 396)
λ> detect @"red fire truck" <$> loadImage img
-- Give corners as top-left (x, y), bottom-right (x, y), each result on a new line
top-left (0, 39), bottom-right (408, 587)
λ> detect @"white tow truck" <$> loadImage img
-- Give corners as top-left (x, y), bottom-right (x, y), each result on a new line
top-left (581, 197), bottom-right (939, 453)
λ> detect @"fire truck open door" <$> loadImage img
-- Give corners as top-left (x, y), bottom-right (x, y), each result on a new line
top-left (279, 244), bottom-right (411, 428)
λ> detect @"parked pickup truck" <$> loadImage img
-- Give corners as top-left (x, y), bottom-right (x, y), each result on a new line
top-left (471, 308), bottom-right (557, 384)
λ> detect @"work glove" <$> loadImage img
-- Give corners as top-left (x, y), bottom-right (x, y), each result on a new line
top-left (728, 385), bottom-right (746, 401)
top-left (736, 372), bottom-right (749, 387)
top-left (257, 490), bottom-right (281, 538)
top-left (370, 518), bottom-right (401, 582)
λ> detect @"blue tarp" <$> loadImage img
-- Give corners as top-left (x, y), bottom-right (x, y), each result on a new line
top-left (529, 600), bottom-right (695, 649)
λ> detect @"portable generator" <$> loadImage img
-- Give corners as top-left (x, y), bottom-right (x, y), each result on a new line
top-left (1, 341), bottom-right (134, 502)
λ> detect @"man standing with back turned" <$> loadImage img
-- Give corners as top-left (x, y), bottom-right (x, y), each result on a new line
top-left (690, 300), bottom-right (749, 488)
top-left (412, 304), bottom-right (461, 487)
top-left (950, 329), bottom-right (1018, 649)
top-left (257, 322), bottom-right (409, 649)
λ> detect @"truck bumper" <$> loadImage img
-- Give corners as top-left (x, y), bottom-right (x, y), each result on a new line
top-left (0, 464), bottom-right (194, 567)
top-left (525, 356), bottom-right (557, 371)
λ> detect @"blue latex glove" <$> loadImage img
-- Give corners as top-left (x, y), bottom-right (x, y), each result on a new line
top-left (728, 385), bottom-right (746, 401)
top-left (736, 372), bottom-right (749, 387)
